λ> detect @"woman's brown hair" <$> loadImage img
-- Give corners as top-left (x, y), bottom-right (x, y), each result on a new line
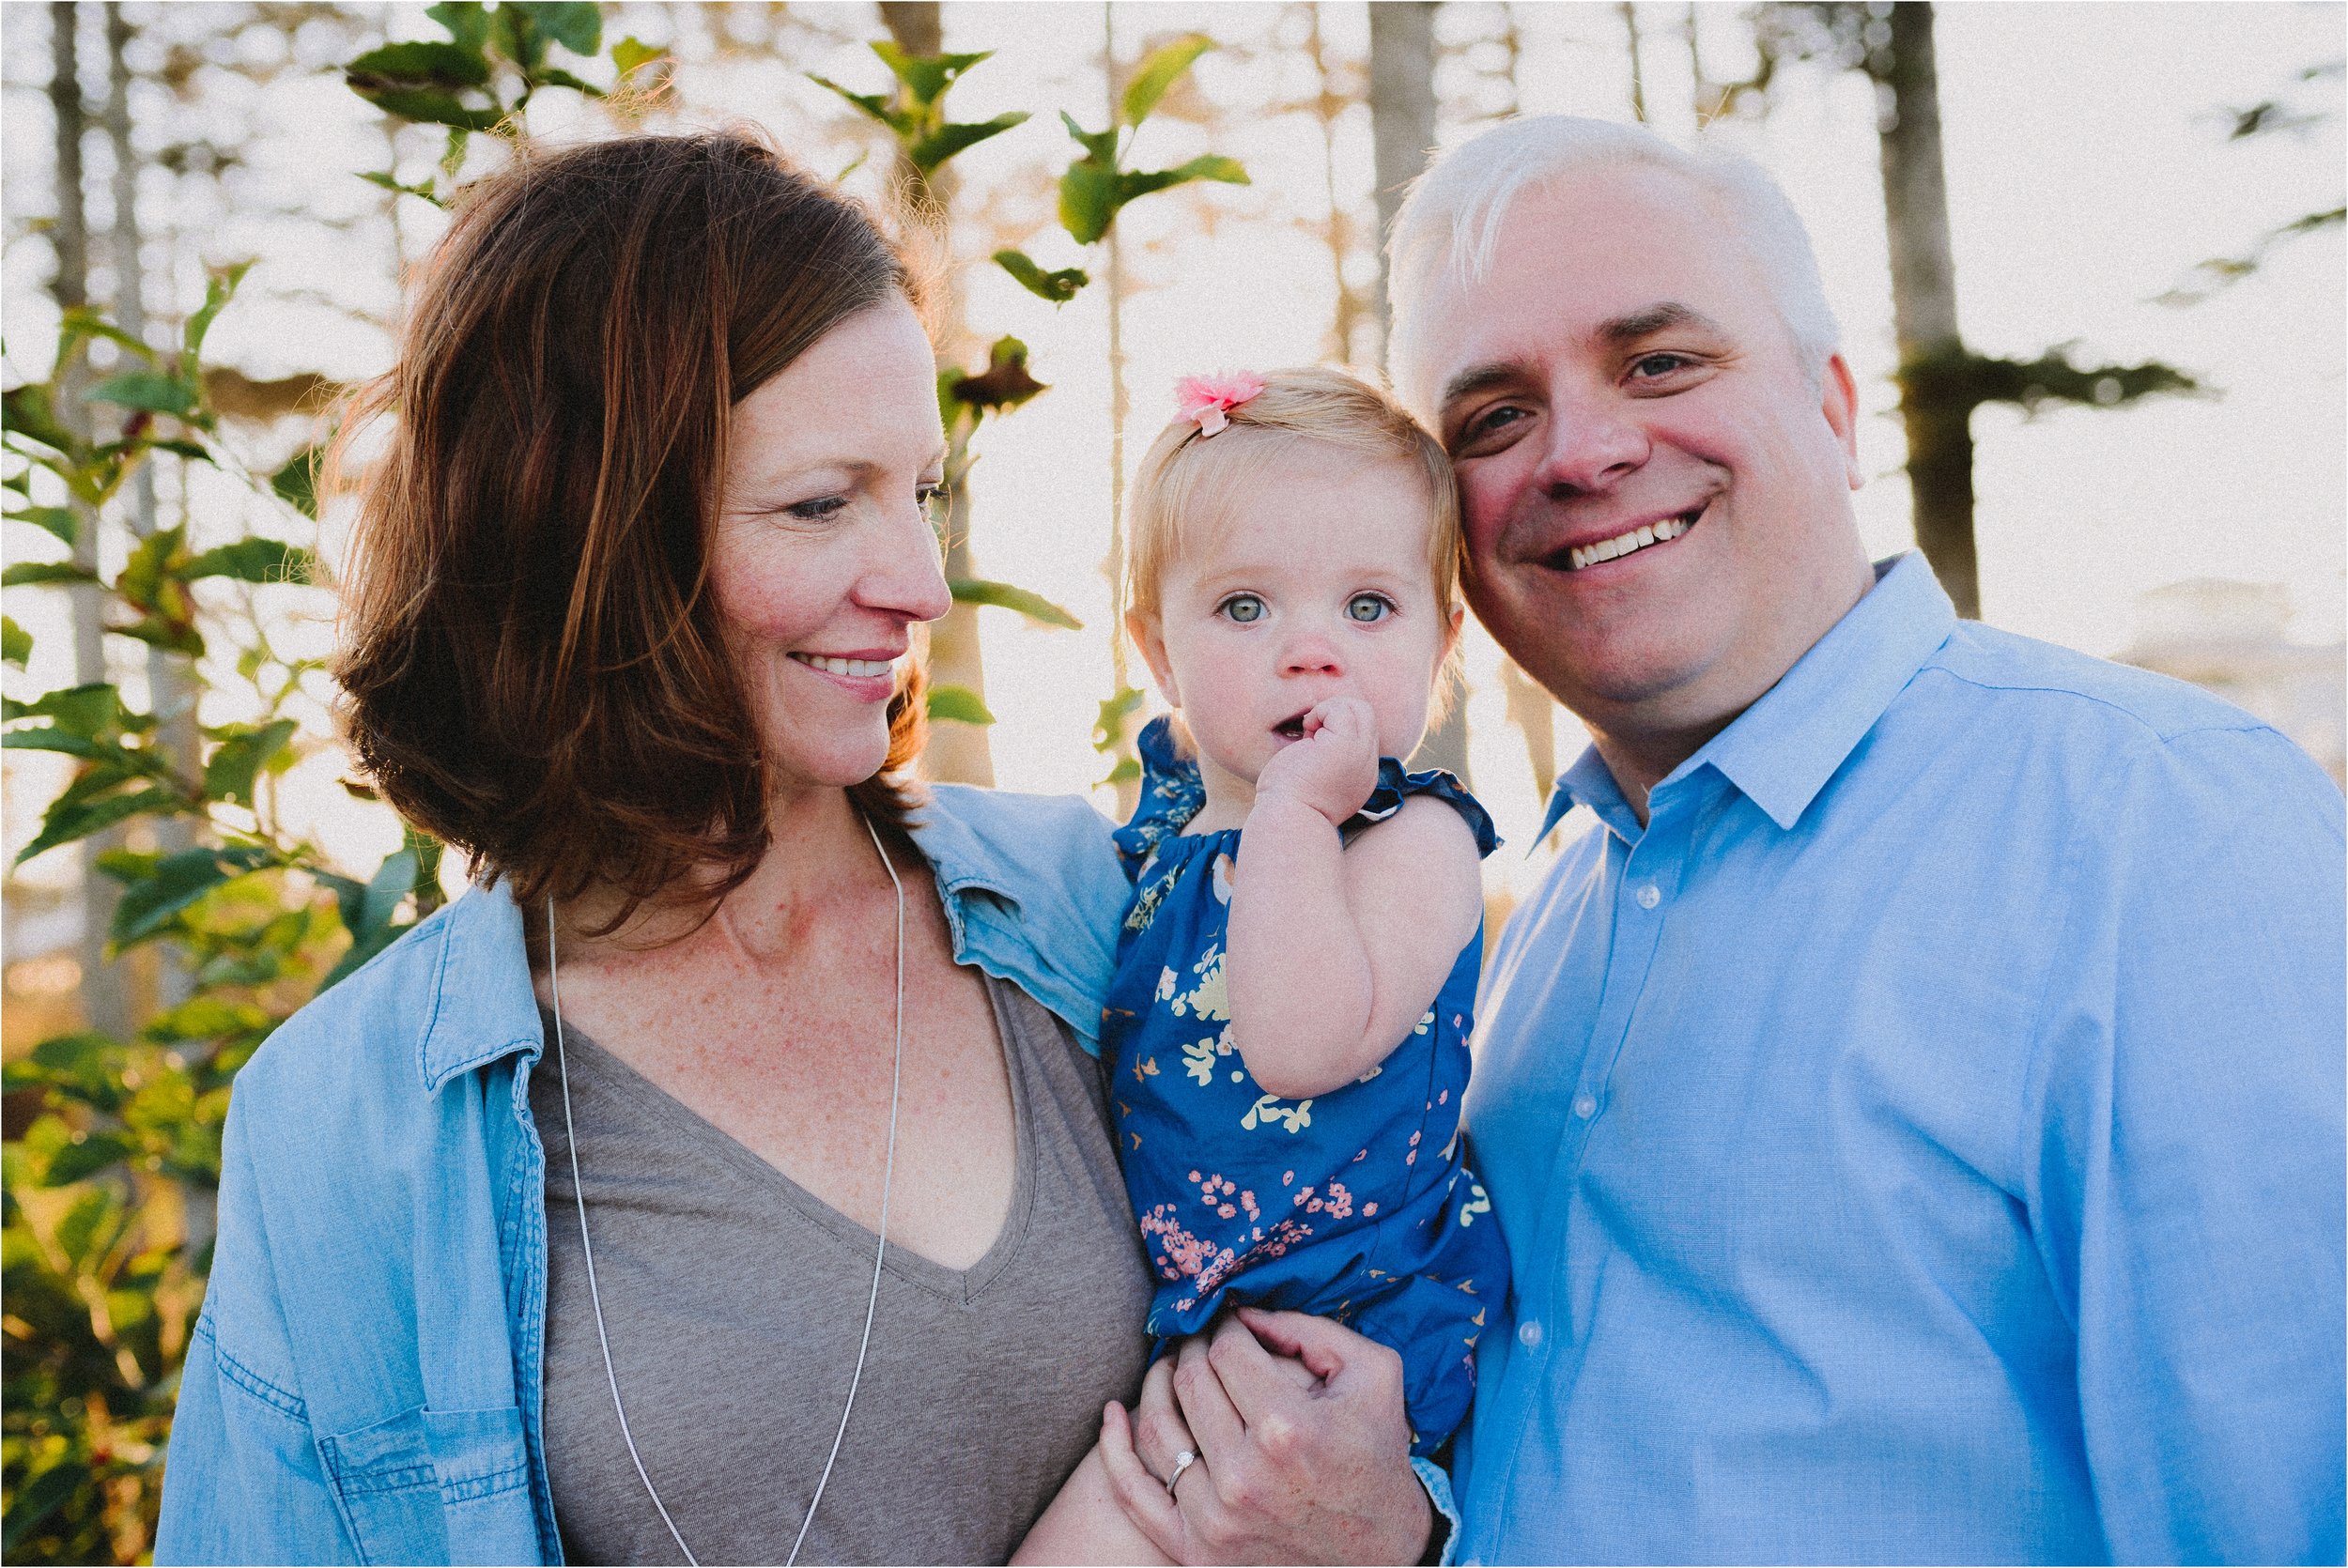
top-left (333, 131), bottom-right (928, 929)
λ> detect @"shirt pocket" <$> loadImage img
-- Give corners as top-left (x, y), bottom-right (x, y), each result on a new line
top-left (317, 1404), bottom-right (539, 1566)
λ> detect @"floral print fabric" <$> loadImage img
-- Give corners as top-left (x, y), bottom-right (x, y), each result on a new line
top-left (1102, 716), bottom-right (1512, 1456)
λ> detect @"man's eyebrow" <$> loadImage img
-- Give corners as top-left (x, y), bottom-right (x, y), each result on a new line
top-left (1599, 301), bottom-right (1732, 346)
top-left (1437, 361), bottom-right (1526, 413)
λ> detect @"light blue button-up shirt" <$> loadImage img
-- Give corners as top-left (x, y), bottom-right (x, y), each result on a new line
top-left (1457, 553), bottom-right (2345, 1565)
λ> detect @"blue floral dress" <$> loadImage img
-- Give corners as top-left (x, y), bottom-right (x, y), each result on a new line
top-left (1101, 717), bottom-right (1511, 1457)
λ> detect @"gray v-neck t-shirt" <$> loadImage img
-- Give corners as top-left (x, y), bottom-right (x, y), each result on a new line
top-left (531, 976), bottom-right (1153, 1566)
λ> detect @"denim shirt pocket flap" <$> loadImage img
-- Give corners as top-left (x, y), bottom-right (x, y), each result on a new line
top-left (317, 1405), bottom-right (536, 1567)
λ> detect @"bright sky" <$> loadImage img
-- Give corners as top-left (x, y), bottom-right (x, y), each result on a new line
top-left (4, 2), bottom-right (2341, 902)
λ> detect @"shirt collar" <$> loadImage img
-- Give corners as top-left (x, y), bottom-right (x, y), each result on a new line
top-left (1537, 552), bottom-right (1956, 838)
top-left (418, 880), bottom-right (546, 1091)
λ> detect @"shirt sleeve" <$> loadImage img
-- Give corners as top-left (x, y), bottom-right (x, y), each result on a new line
top-left (1411, 1455), bottom-right (1465, 1566)
top-left (155, 1091), bottom-right (358, 1565)
top-left (2021, 724), bottom-right (2346, 1564)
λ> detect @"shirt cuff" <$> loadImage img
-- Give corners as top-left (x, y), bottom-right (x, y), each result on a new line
top-left (1410, 1455), bottom-right (1462, 1566)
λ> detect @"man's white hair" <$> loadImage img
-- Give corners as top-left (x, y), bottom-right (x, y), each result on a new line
top-left (1386, 115), bottom-right (1841, 413)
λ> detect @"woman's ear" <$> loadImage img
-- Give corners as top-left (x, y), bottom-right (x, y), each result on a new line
top-left (1126, 607), bottom-right (1181, 711)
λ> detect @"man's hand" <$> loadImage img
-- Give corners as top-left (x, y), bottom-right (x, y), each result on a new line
top-left (1253, 698), bottom-right (1380, 830)
top-left (1098, 1307), bottom-right (1434, 1564)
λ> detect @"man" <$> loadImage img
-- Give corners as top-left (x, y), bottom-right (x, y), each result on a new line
top-left (1386, 115), bottom-right (2345, 1564)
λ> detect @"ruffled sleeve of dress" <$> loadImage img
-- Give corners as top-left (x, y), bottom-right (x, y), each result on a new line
top-left (1112, 715), bottom-right (1208, 879)
top-left (1347, 759), bottom-right (1501, 860)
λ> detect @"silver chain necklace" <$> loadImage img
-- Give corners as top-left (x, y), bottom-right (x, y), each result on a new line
top-left (546, 808), bottom-right (907, 1567)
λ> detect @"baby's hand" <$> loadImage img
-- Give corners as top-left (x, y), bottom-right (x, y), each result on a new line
top-left (1255, 697), bottom-right (1380, 829)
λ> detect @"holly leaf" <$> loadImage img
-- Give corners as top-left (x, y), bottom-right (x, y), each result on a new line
top-left (926, 684), bottom-right (995, 726)
top-left (1121, 35), bottom-right (1211, 127)
top-left (950, 577), bottom-right (1082, 630)
top-left (993, 249), bottom-right (1089, 303)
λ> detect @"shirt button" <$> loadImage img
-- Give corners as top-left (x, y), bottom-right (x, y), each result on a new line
top-left (1573, 1093), bottom-right (1598, 1118)
top-left (1517, 1319), bottom-right (1543, 1348)
top-left (1634, 883), bottom-right (1661, 910)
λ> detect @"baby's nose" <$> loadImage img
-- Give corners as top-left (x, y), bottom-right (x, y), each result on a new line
top-left (1280, 632), bottom-right (1343, 675)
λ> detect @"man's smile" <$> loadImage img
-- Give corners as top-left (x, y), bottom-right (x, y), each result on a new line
top-left (1522, 499), bottom-right (1711, 576)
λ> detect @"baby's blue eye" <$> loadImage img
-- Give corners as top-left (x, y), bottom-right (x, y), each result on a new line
top-left (1347, 593), bottom-right (1392, 623)
top-left (1221, 594), bottom-right (1266, 624)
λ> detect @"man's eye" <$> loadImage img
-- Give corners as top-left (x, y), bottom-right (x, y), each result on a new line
top-left (786, 495), bottom-right (849, 520)
top-left (1462, 405), bottom-right (1527, 442)
top-left (919, 483), bottom-right (950, 511)
top-left (1346, 593), bottom-right (1392, 623)
top-left (1219, 594), bottom-right (1266, 624)
top-left (1630, 353), bottom-right (1691, 379)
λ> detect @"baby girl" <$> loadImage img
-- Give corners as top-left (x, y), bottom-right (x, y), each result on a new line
top-left (1021, 367), bottom-right (1507, 1563)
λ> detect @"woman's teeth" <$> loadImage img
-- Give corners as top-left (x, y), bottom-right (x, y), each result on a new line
top-left (1567, 511), bottom-right (1697, 572)
top-left (794, 653), bottom-right (894, 677)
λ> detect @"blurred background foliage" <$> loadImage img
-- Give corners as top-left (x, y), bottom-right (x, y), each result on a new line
top-left (2, 2), bottom-right (2340, 1561)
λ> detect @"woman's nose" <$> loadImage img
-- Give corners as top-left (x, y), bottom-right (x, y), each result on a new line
top-left (860, 502), bottom-right (954, 623)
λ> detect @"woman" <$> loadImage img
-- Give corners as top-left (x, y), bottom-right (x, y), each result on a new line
top-left (152, 131), bottom-right (1152, 1566)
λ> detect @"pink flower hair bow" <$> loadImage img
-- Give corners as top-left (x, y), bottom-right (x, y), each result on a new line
top-left (1174, 371), bottom-right (1266, 438)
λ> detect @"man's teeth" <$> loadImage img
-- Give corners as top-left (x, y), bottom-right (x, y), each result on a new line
top-left (795, 653), bottom-right (894, 677)
top-left (1567, 512), bottom-right (1695, 572)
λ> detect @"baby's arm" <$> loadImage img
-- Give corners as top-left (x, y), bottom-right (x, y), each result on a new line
top-left (1228, 698), bottom-right (1484, 1100)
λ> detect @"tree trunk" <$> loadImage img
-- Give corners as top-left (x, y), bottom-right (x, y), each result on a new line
top-left (1876, 2), bottom-right (1980, 617)
top-left (1305, 4), bottom-right (1368, 367)
top-left (879, 0), bottom-right (995, 785)
top-left (1620, 1), bottom-right (1648, 123)
top-left (1098, 1), bottom-right (1139, 816)
top-left (107, 0), bottom-right (193, 1013)
top-left (52, 2), bottom-right (131, 1040)
top-left (1368, 1), bottom-right (1470, 783)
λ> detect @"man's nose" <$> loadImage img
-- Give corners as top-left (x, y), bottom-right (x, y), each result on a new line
top-left (1536, 391), bottom-right (1649, 495)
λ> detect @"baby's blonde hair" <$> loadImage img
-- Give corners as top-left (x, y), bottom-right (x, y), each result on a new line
top-left (1123, 366), bottom-right (1463, 711)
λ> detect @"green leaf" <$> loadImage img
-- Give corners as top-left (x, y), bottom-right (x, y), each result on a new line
top-left (7, 503), bottom-right (78, 546)
top-left (86, 371), bottom-right (199, 418)
top-left (178, 537), bottom-right (313, 585)
top-left (1121, 34), bottom-right (1212, 127)
top-left (2, 383), bottom-right (76, 453)
top-left (320, 847), bottom-right (421, 986)
top-left (2, 728), bottom-right (110, 760)
top-left (271, 446), bottom-right (322, 518)
top-left (1118, 153), bottom-right (1250, 208)
top-left (514, 1), bottom-right (601, 55)
top-left (926, 684), bottom-right (995, 726)
top-left (1058, 109), bottom-right (1120, 163)
top-left (2, 561), bottom-right (98, 587)
top-left (8, 683), bottom-right (124, 738)
top-left (1104, 755), bottom-right (1141, 786)
top-left (528, 65), bottom-right (603, 98)
top-left (425, 0), bottom-right (491, 51)
top-left (16, 785), bottom-right (189, 865)
top-left (2, 1459), bottom-right (90, 1556)
top-left (870, 41), bottom-right (995, 107)
top-left (909, 112), bottom-right (1028, 177)
top-left (1, 616), bottom-right (28, 668)
top-left (1058, 157), bottom-right (1121, 245)
top-left (42, 1130), bottom-right (135, 1186)
top-left (612, 36), bottom-right (666, 76)
top-left (807, 74), bottom-right (916, 137)
top-left (109, 843), bottom-right (281, 945)
top-left (1093, 684), bottom-right (1146, 752)
top-left (57, 306), bottom-right (157, 365)
top-left (182, 261), bottom-right (252, 373)
top-left (111, 612), bottom-right (206, 658)
top-left (360, 169), bottom-right (443, 206)
top-left (118, 524), bottom-right (188, 609)
top-left (201, 719), bottom-right (299, 807)
top-left (348, 83), bottom-right (506, 133)
top-left (346, 38), bottom-right (493, 87)
top-left (993, 250), bottom-right (1089, 303)
top-left (950, 577), bottom-right (1082, 630)
top-left (949, 336), bottom-right (1048, 414)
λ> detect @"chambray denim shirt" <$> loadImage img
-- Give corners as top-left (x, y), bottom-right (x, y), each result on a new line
top-left (153, 783), bottom-right (1463, 1565)
top-left (1456, 553), bottom-right (2347, 1565)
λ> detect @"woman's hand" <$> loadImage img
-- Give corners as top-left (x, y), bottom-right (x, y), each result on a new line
top-left (1098, 1308), bottom-right (1435, 1564)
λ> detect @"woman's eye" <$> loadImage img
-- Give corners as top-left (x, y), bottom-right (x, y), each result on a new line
top-left (1219, 594), bottom-right (1266, 624)
top-left (785, 495), bottom-right (849, 521)
top-left (1346, 593), bottom-right (1393, 623)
